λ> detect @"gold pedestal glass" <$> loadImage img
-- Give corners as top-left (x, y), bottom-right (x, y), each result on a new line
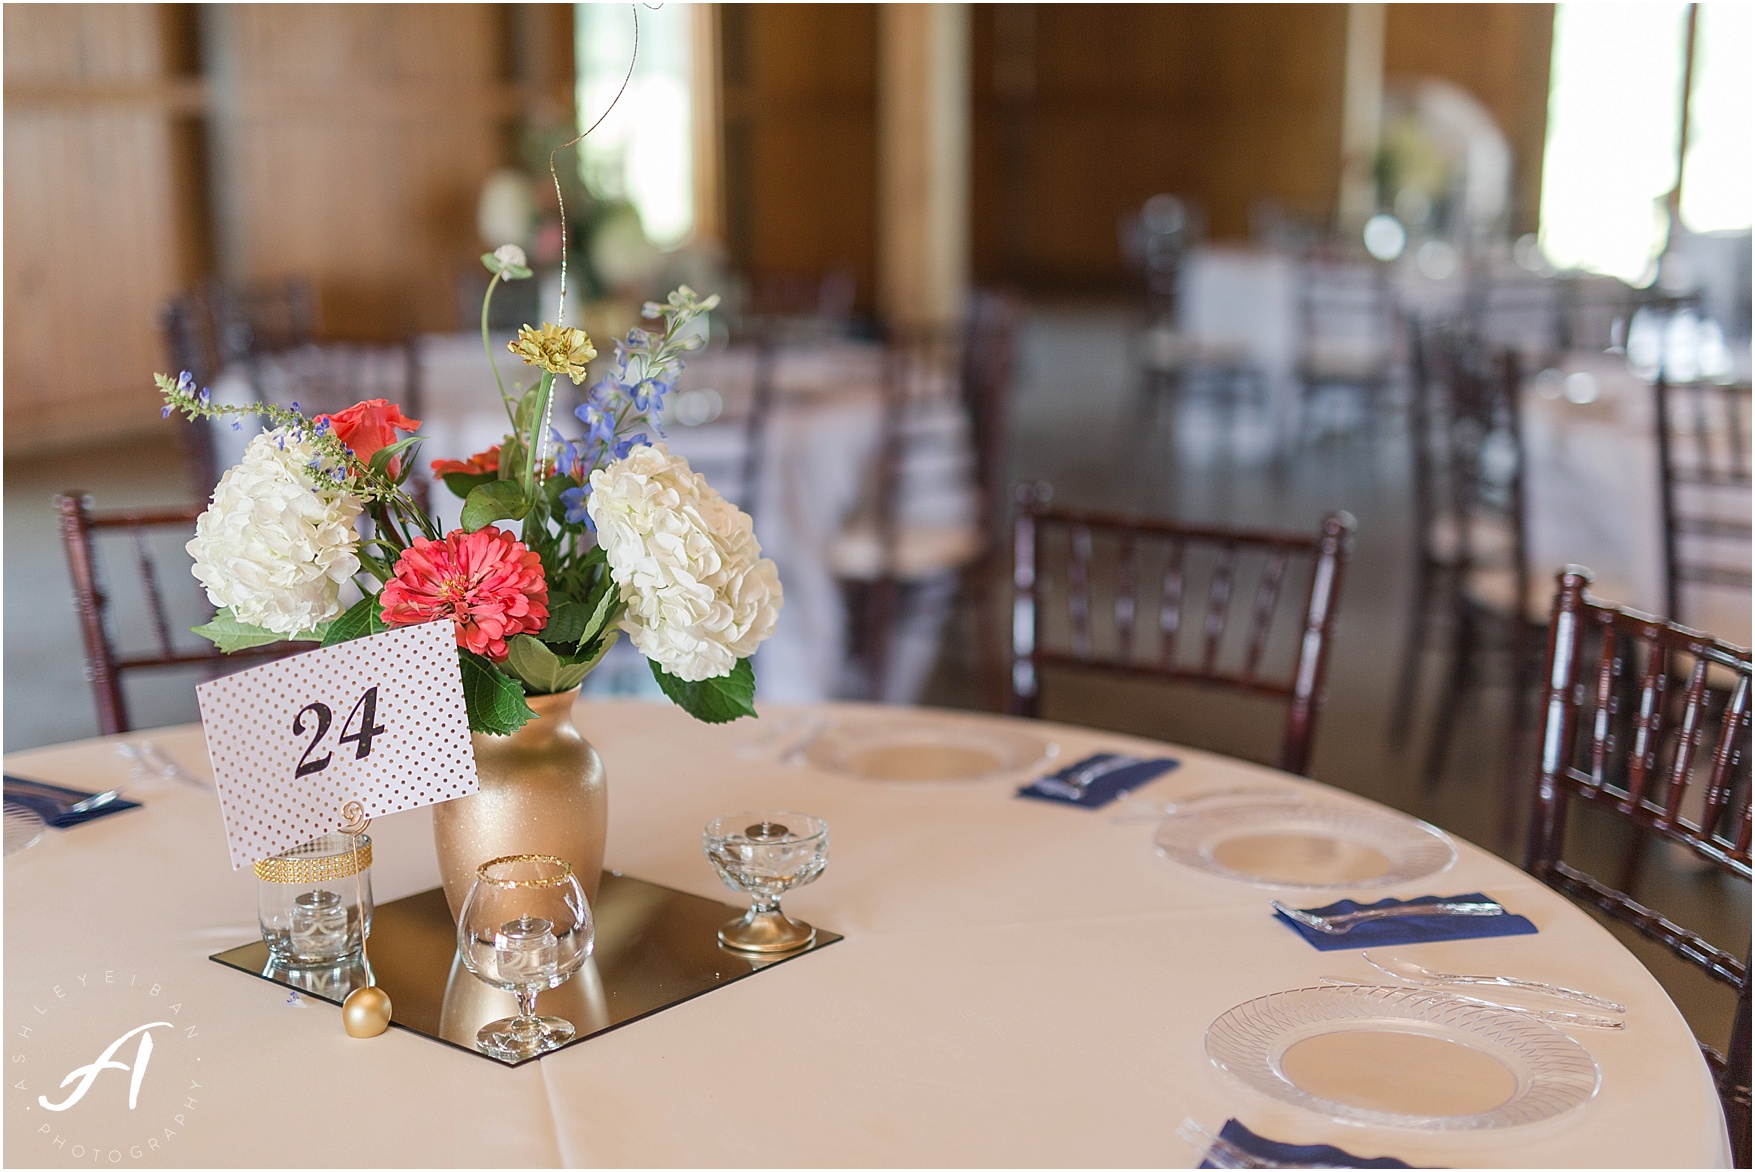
top-left (456, 854), bottom-right (593, 1061)
top-left (703, 811), bottom-right (829, 953)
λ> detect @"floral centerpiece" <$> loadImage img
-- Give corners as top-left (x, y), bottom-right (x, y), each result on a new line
top-left (158, 247), bottom-right (781, 734)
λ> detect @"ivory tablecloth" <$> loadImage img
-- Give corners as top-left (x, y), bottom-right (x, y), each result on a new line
top-left (3, 703), bottom-right (1730, 1167)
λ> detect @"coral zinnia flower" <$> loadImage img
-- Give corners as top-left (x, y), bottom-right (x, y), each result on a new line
top-left (379, 526), bottom-right (548, 661)
top-left (315, 399), bottom-right (422, 475)
top-left (431, 445), bottom-right (501, 479)
top-left (509, 323), bottom-right (597, 384)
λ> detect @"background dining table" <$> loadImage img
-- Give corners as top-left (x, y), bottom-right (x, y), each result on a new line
top-left (205, 336), bottom-right (981, 706)
top-left (3, 701), bottom-right (1730, 1167)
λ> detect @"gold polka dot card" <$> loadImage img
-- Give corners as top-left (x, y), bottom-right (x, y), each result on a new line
top-left (196, 621), bottom-right (479, 869)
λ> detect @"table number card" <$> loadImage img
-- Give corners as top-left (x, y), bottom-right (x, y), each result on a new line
top-left (197, 620), bottom-right (479, 868)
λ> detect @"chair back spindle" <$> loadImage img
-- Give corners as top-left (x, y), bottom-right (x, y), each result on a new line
top-left (1524, 568), bottom-right (1750, 1163)
top-left (1008, 495), bottom-right (1354, 776)
top-left (56, 494), bottom-right (307, 735)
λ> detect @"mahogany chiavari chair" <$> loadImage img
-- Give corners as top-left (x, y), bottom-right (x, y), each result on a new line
top-left (1007, 491), bottom-right (1353, 777)
top-left (733, 268), bottom-right (860, 519)
top-left (836, 323), bottom-right (975, 701)
top-left (956, 291), bottom-right (1023, 710)
top-left (160, 278), bottom-right (320, 499)
top-left (1294, 251), bottom-right (1398, 451)
top-left (1655, 374), bottom-right (1752, 645)
top-left (1525, 567), bottom-right (1750, 1165)
top-left (1388, 312), bottom-right (1455, 745)
top-left (1418, 329), bottom-right (1544, 839)
top-left (57, 495), bottom-right (307, 735)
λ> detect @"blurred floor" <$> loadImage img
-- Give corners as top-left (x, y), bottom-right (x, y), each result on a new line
top-left (5, 302), bottom-right (1746, 1061)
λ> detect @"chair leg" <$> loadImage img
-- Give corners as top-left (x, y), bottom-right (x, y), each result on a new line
top-left (1423, 602), bottom-right (1476, 789)
top-left (1501, 617), bottom-right (1535, 847)
top-left (1388, 558), bottom-right (1441, 746)
top-left (865, 577), bottom-right (899, 702)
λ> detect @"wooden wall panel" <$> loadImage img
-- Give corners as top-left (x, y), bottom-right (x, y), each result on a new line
top-left (3, 5), bottom-right (197, 454)
top-left (721, 4), bottom-right (879, 309)
top-left (205, 4), bottom-right (546, 340)
top-left (1384, 4), bottom-right (1554, 233)
top-left (971, 4), bottom-right (1349, 293)
top-left (4, 3), bottom-right (573, 458)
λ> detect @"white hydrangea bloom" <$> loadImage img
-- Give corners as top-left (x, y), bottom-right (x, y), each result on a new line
top-left (187, 429), bottom-right (363, 635)
top-left (587, 443), bottom-right (782, 681)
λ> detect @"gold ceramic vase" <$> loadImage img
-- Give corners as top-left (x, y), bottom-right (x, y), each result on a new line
top-left (433, 689), bottom-right (606, 921)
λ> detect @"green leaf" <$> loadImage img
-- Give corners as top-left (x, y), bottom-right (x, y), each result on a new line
top-left (459, 650), bottom-right (538, 735)
top-left (481, 251), bottom-right (533, 281)
top-left (460, 479), bottom-right (529, 532)
top-left (441, 470), bottom-right (498, 500)
top-left (572, 584), bottom-right (622, 651)
top-left (356, 550), bottom-right (393, 582)
top-left (649, 658), bottom-right (757, 724)
top-left (192, 608), bottom-right (325, 653)
top-left (540, 600), bottom-right (596, 645)
top-left (513, 384), bottom-right (544, 435)
top-left (367, 436), bottom-right (423, 482)
top-left (320, 593), bottom-right (391, 646)
top-left (499, 434), bottom-right (529, 485)
top-left (503, 633), bottom-right (603, 695)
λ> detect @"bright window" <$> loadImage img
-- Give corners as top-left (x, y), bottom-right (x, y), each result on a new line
top-left (1680, 3), bottom-right (1753, 233)
top-left (1538, 3), bottom-right (1690, 283)
top-left (576, 3), bottom-right (694, 249)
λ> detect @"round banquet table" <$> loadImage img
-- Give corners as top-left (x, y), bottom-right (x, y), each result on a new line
top-left (3, 702), bottom-right (1731, 1167)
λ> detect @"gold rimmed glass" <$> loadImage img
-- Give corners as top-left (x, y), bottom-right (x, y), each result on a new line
top-left (456, 854), bottom-right (594, 1060)
top-left (255, 832), bottom-right (373, 966)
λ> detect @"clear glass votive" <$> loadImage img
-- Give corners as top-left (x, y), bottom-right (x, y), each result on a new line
top-left (703, 811), bottom-right (828, 953)
top-left (255, 832), bottom-right (373, 965)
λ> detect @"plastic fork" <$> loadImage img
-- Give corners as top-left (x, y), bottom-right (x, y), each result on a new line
top-left (1317, 977), bottom-right (1625, 1030)
top-left (1363, 952), bottom-right (1626, 1013)
top-left (1271, 898), bottom-right (1504, 935)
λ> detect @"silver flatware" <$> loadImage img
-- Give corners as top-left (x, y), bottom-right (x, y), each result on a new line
top-left (1035, 754), bottom-right (1142, 800)
top-left (1272, 898), bottom-right (1504, 935)
top-left (1363, 952), bottom-right (1625, 1013)
top-left (1174, 1118), bottom-right (1348, 1169)
top-left (65, 787), bottom-right (123, 815)
top-left (117, 741), bottom-right (207, 788)
top-left (777, 714), bottom-right (829, 766)
top-left (1317, 977), bottom-right (1625, 1030)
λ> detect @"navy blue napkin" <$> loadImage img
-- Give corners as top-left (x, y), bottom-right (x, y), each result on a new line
top-left (4, 776), bottom-right (140, 829)
top-left (1016, 752), bottom-right (1179, 808)
top-left (1274, 892), bottom-right (1537, 951)
top-left (1198, 1119), bottom-right (1413, 1168)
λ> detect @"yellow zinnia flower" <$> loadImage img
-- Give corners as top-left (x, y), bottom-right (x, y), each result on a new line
top-left (509, 323), bottom-right (597, 385)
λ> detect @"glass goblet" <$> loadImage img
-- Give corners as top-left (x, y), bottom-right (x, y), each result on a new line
top-left (703, 811), bottom-right (829, 953)
top-left (456, 854), bottom-right (594, 1061)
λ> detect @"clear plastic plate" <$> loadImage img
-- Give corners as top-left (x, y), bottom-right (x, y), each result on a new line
top-left (803, 717), bottom-right (1057, 782)
top-left (5, 801), bottom-right (45, 857)
top-left (1153, 799), bottom-right (1456, 889)
top-left (1205, 984), bottom-right (1601, 1130)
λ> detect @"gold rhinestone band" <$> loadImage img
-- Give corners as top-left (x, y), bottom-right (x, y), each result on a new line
top-left (254, 837), bottom-right (372, 884)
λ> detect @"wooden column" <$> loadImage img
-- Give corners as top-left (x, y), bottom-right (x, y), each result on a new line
top-left (1337, 2), bottom-right (1386, 235)
top-left (877, 3), bottom-right (970, 330)
top-left (690, 3), bottom-right (725, 249)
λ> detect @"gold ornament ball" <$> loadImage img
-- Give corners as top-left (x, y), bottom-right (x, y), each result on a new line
top-left (342, 985), bottom-right (392, 1038)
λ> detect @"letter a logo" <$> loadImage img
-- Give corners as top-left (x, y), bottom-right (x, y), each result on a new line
top-left (38, 1023), bottom-right (171, 1112)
